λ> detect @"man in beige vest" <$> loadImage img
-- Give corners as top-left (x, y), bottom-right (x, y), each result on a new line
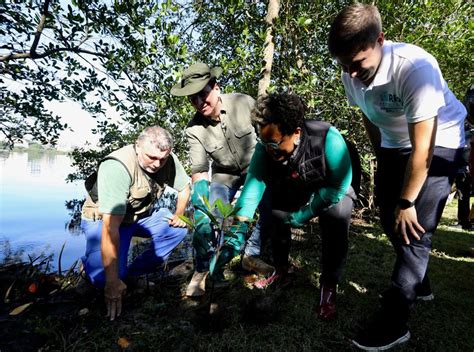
top-left (81, 125), bottom-right (190, 320)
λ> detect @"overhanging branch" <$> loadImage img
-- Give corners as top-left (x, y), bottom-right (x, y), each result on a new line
top-left (0, 47), bottom-right (108, 62)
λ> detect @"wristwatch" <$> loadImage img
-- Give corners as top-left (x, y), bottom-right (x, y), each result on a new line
top-left (398, 198), bottom-right (415, 209)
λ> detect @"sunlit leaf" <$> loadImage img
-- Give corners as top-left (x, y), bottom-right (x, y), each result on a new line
top-left (214, 198), bottom-right (227, 218)
top-left (178, 215), bottom-right (195, 229)
top-left (202, 196), bottom-right (213, 212)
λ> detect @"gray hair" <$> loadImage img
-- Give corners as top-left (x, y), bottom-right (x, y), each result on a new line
top-left (136, 125), bottom-right (174, 151)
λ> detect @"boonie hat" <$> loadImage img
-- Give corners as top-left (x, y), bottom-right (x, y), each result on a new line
top-left (171, 62), bottom-right (223, 96)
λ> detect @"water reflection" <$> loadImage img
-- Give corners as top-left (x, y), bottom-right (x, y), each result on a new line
top-left (0, 150), bottom-right (86, 272)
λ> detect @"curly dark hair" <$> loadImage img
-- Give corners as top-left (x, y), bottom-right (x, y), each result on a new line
top-left (251, 92), bottom-right (306, 136)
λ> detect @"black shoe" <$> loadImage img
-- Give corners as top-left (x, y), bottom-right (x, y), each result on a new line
top-left (352, 321), bottom-right (410, 351)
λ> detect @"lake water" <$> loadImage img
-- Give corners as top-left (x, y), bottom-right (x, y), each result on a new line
top-left (0, 149), bottom-right (86, 272)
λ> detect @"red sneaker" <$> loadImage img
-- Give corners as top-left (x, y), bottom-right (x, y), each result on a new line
top-left (316, 284), bottom-right (337, 321)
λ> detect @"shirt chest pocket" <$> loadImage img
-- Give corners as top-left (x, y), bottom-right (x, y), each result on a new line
top-left (234, 126), bottom-right (253, 138)
top-left (204, 142), bottom-right (224, 154)
top-left (203, 142), bottom-right (228, 164)
top-left (234, 126), bottom-right (255, 152)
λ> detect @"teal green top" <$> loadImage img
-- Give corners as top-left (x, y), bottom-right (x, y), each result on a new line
top-left (98, 153), bottom-right (190, 215)
top-left (235, 126), bottom-right (352, 219)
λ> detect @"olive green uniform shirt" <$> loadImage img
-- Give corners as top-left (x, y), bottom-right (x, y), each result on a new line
top-left (186, 93), bottom-right (256, 187)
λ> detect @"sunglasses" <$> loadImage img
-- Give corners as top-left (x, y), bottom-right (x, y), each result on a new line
top-left (256, 136), bottom-right (283, 150)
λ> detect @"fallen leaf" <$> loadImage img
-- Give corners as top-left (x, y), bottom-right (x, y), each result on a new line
top-left (9, 302), bottom-right (33, 316)
top-left (117, 337), bottom-right (130, 349)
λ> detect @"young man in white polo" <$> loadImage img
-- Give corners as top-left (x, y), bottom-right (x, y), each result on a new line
top-left (328, 3), bottom-right (466, 350)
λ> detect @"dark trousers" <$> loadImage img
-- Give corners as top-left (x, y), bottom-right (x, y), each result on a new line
top-left (271, 184), bottom-right (354, 285)
top-left (376, 146), bottom-right (462, 323)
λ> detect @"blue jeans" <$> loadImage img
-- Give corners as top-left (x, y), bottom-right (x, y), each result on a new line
top-left (376, 147), bottom-right (462, 323)
top-left (81, 208), bottom-right (187, 288)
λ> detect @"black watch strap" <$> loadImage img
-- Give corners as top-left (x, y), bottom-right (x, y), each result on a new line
top-left (398, 198), bottom-right (415, 209)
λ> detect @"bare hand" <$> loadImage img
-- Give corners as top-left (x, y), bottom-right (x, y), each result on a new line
top-left (168, 214), bottom-right (187, 228)
top-left (394, 206), bottom-right (425, 245)
top-left (104, 279), bottom-right (127, 321)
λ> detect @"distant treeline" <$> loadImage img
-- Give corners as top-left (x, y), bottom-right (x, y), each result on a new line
top-left (0, 141), bottom-right (68, 155)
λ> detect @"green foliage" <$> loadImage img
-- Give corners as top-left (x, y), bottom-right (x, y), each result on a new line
top-left (1, 0), bottom-right (471, 197)
top-left (178, 196), bottom-right (242, 236)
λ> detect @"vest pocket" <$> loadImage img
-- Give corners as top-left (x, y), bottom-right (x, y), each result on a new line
top-left (129, 187), bottom-right (152, 209)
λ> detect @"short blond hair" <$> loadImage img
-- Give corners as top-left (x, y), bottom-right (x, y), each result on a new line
top-left (328, 3), bottom-right (382, 57)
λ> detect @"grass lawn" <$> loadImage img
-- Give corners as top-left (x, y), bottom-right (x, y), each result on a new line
top-left (1, 200), bottom-right (473, 351)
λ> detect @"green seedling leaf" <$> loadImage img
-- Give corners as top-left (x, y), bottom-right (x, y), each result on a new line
top-left (214, 198), bottom-right (237, 218)
top-left (196, 207), bottom-right (219, 226)
top-left (202, 196), bottom-right (213, 211)
top-left (221, 203), bottom-right (235, 218)
top-left (228, 205), bottom-right (242, 218)
top-left (178, 215), bottom-right (195, 229)
top-left (214, 198), bottom-right (227, 218)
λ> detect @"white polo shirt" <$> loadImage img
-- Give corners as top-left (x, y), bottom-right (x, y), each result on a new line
top-left (342, 40), bottom-right (466, 149)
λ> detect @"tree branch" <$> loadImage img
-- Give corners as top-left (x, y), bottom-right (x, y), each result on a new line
top-left (0, 47), bottom-right (108, 62)
top-left (30, 0), bottom-right (52, 55)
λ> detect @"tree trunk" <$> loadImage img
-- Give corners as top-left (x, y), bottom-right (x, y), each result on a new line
top-left (257, 0), bottom-right (280, 97)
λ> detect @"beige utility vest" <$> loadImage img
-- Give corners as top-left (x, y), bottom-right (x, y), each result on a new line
top-left (82, 145), bottom-right (169, 224)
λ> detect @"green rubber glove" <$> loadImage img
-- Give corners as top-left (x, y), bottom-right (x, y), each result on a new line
top-left (283, 193), bottom-right (318, 228)
top-left (209, 221), bottom-right (249, 278)
top-left (226, 221), bottom-right (249, 253)
top-left (191, 179), bottom-right (210, 211)
top-left (192, 210), bottom-right (213, 260)
top-left (284, 204), bottom-right (314, 228)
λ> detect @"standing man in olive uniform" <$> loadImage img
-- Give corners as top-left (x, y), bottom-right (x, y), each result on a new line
top-left (171, 62), bottom-right (273, 296)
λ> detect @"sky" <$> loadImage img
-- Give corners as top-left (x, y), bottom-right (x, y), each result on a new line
top-left (46, 100), bottom-right (123, 150)
top-left (47, 101), bottom-right (100, 149)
